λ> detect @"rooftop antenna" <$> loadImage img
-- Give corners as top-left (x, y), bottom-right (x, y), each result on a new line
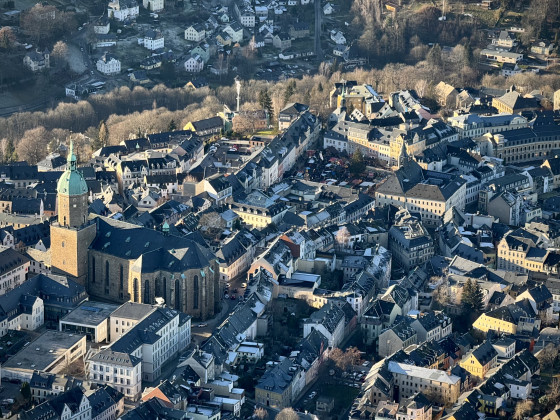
top-left (235, 76), bottom-right (241, 113)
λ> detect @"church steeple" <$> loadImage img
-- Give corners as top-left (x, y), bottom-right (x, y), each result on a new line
top-left (56, 142), bottom-right (89, 228)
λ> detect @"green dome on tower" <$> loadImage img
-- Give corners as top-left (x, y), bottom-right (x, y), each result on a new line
top-left (57, 142), bottom-right (88, 195)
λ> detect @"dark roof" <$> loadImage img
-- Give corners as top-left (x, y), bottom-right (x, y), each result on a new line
top-left (90, 217), bottom-right (215, 272)
top-left (189, 116), bottom-right (223, 132)
top-left (471, 341), bottom-right (498, 366)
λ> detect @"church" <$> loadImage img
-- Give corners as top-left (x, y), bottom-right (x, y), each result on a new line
top-left (50, 144), bottom-right (220, 320)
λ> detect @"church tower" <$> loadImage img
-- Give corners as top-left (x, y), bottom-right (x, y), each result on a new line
top-left (51, 142), bottom-right (97, 286)
top-left (57, 142), bottom-right (88, 227)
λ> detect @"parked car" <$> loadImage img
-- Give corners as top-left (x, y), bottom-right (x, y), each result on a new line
top-left (309, 391), bottom-right (317, 399)
top-left (230, 295), bottom-right (236, 300)
top-left (241, 283), bottom-right (247, 288)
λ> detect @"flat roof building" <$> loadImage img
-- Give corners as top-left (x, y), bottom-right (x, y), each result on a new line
top-left (3, 331), bottom-right (86, 381)
top-left (59, 301), bottom-right (120, 343)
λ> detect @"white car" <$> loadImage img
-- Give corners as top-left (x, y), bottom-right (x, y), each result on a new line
top-left (241, 283), bottom-right (247, 288)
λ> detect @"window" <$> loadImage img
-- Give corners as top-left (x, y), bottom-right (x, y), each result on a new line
top-left (144, 279), bottom-right (150, 304)
top-left (193, 275), bottom-right (199, 309)
top-left (175, 278), bottom-right (181, 310)
top-left (91, 257), bottom-right (96, 283)
top-left (119, 265), bottom-right (124, 290)
top-left (105, 261), bottom-right (110, 286)
top-left (133, 279), bottom-right (139, 302)
top-left (155, 277), bottom-right (161, 298)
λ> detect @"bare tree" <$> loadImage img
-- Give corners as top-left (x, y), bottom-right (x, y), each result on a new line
top-left (17, 127), bottom-right (50, 164)
top-left (253, 407), bottom-right (268, 420)
top-left (275, 408), bottom-right (298, 420)
top-left (51, 41), bottom-right (69, 67)
top-left (0, 27), bottom-right (15, 50)
top-left (513, 399), bottom-right (533, 420)
top-left (335, 226), bottom-right (351, 251)
top-left (536, 344), bottom-right (558, 370)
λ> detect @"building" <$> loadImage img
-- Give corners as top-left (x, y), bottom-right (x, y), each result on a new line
top-left (303, 303), bottom-right (345, 348)
top-left (0, 245), bottom-right (30, 294)
top-left (378, 319), bottom-right (417, 357)
top-left (183, 116), bottom-right (223, 138)
top-left (389, 210), bottom-right (434, 271)
top-left (23, 49), bottom-right (50, 72)
top-left (89, 350), bottom-right (142, 401)
top-left (2, 331), bottom-right (87, 381)
top-left (109, 302), bottom-right (157, 341)
top-left (410, 311), bottom-right (452, 343)
top-left (94, 18), bottom-right (110, 34)
top-left (480, 49), bottom-right (523, 64)
top-left (108, 0), bottom-right (139, 21)
top-left (185, 23), bottom-right (206, 42)
top-left (20, 387), bottom-right (92, 420)
top-left (473, 303), bottom-right (540, 334)
top-left (434, 81), bottom-right (459, 108)
top-left (59, 301), bottom-right (120, 343)
top-left (255, 358), bottom-right (301, 409)
top-left (93, 306), bottom-right (190, 383)
top-left (375, 161), bottom-right (466, 228)
top-left (478, 113), bottom-right (560, 165)
top-left (448, 113), bottom-right (527, 139)
top-left (142, 29), bottom-right (164, 50)
top-left (387, 361), bottom-right (461, 405)
top-left (272, 33), bottom-right (291, 50)
top-left (492, 88), bottom-right (539, 114)
top-left (459, 341), bottom-right (498, 379)
top-left (279, 103), bottom-right (310, 131)
top-left (143, 0), bottom-right (163, 11)
top-left (97, 53), bottom-right (121, 75)
top-left (51, 145), bottom-right (221, 320)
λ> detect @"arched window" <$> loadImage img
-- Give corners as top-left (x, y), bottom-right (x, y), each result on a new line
top-left (193, 275), bottom-right (199, 310)
top-left (133, 279), bottom-right (139, 302)
top-left (119, 265), bottom-right (124, 290)
top-left (91, 256), bottom-right (96, 283)
top-left (144, 280), bottom-right (150, 304)
top-left (174, 279), bottom-right (181, 310)
top-left (155, 278), bottom-right (161, 298)
top-left (163, 277), bottom-right (167, 302)
top-left (105, 261), bottom-right (110, 286)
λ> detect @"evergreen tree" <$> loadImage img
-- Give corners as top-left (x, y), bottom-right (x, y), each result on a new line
top-left (461, 278), bottom-right (484, 314)
top-left (21, 382), bottom-right (31, 400)
top-left (98, 120), bottom-right (109, 148)
top-left (349, 149), bottom-right (366, 176)
top-left (168, 119), bottom-right (177, 132)
top-left (258, 89), bottom-right (274, 121)
top-left (463, 41), bottom-right (474, 68)
top-left (5, 138), bottom-right (15, 162)
top-left (427, 43), bottom-right (443, 68)
top-left (283, 80), bottom-right (297, 104)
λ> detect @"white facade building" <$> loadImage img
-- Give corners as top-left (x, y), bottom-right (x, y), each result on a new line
top-left (107, 0), bottom-right (139, 21)
top-left (185, 54), bottom-right (204, 72)
top-left (142, 30), bottom-right (164, 50)
top-left (97, 53), bottom-right (121, 75)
